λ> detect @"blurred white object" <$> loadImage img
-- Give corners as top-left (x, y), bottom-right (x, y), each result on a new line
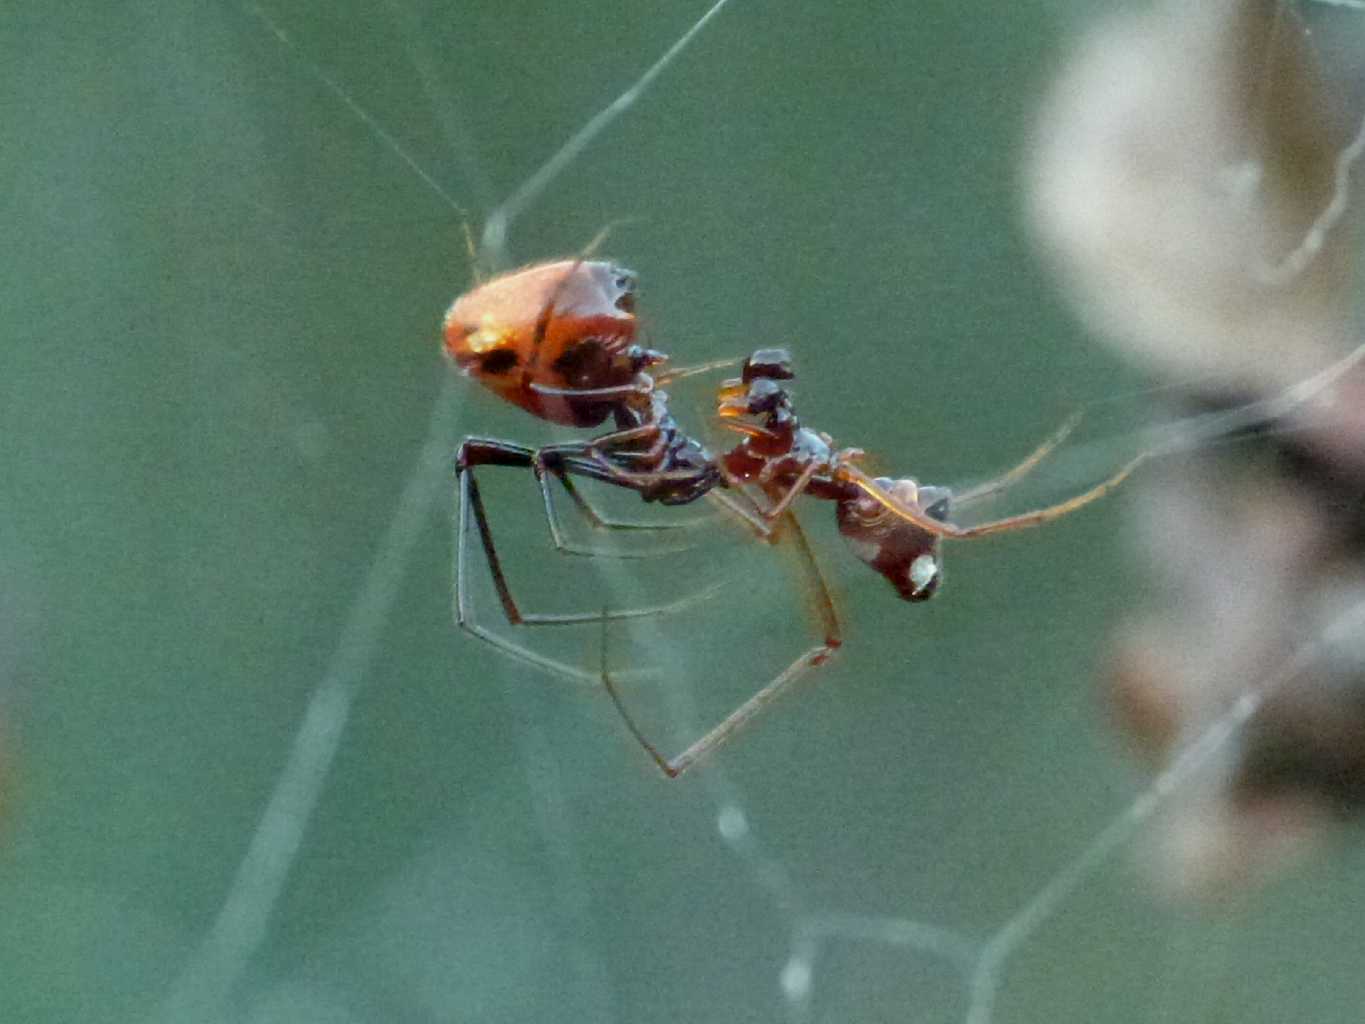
top-left (1027, 0), bottom-right (1365, 897)
top-left (1027, 0), bottom-right (1363, 397)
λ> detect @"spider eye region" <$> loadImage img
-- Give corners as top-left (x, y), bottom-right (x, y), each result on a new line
top-left (464, 314), bottom-right (512, 354)
top-left (478, 347), bottom-right (520, 375)
top-left (443, 311), bottom-right (515, 375)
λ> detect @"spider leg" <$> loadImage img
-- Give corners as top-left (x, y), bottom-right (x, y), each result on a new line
top-left (552, 471), bottom-right (710, 532)
top-left (704, 488), bottom-right (777, 540)
top-left (534, 469), bottom-right (717, 559)
top-left (530, 379), bottom-right (648, 402)
top-left (954, 411), bottom-right (1083, 507)
top-left (839, 451), bottom-right (1148, 540)
top-left (529, 429), bottom-right (717, 557)
top-left (706, 453), bottom-right (824, 542)
top-left (715, 418), bottom-right (778, 442)
top-left (755, 460), bottom-right (823, 521)
top-left (654, 355), bottom-right (741, 386)
top-left (454, 438), bottom-right (712, 683)
top-left (600, 511), bottom-right (842, 778)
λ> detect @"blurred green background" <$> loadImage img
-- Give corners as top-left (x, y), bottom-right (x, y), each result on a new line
top-left (3, 1), bottom-right (1364, 1022)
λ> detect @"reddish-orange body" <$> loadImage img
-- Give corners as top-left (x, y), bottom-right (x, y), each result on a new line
top-left (443, 260), bottom-right (639, 427)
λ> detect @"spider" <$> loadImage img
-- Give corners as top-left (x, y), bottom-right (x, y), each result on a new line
top-left (446, 259), bottom-right (1144, 777)
top-left (446, 258), bottom-right (737, 681)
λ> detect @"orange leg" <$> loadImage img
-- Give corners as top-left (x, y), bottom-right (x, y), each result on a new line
top-left (840, 451), bottom-right (1147, 541)
top-left (600, 510), bottom-right (842, 777)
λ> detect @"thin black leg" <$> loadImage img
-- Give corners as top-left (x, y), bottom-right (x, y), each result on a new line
top-left (453, 437), bottom-right (714, 683)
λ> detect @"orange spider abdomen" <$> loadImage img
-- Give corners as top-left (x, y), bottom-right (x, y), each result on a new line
top-left (443, 259), bottom-right (639, 427)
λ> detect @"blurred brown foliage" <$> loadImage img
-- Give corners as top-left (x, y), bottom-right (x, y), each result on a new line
top-left (1028, 0), bottom-right (1365, 895)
